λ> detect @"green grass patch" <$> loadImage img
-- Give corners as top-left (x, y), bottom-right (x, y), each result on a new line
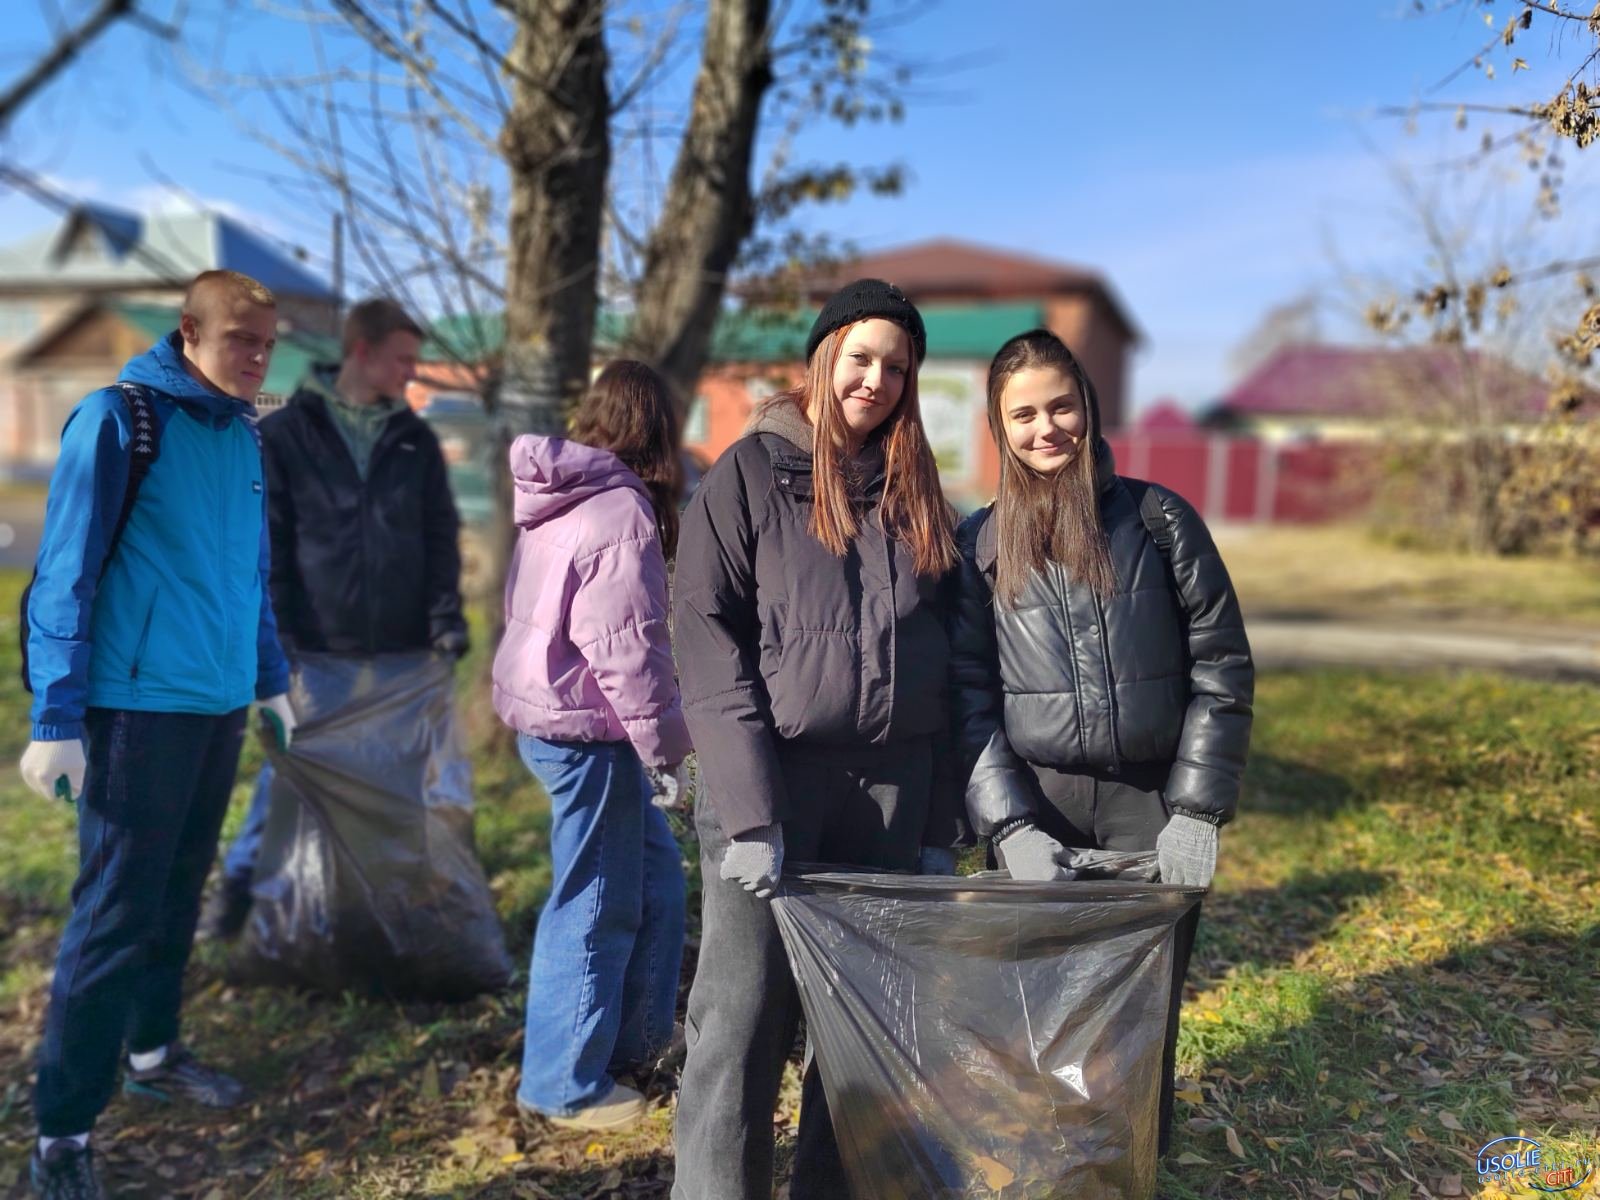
top-left (0, 562), bottom-right (1595, 1195)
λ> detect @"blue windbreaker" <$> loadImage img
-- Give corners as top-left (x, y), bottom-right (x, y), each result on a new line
top-left (27, 333), bottom-right (290, 740)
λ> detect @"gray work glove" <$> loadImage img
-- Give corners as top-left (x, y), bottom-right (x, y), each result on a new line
top-left (1155, 813), bottom-right (1219, 888)
top-left (647, 761), bottom-right (691, 810)
top-left (720, 824), bottom-right (784, 899)
top-left (432, 629), bottom-right (470, 659)
top-left (997, 823), bottom-right (1077, 882)
top-left (917, 846), bottom-right (958, 876)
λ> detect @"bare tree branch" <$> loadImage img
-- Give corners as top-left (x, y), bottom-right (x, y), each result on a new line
top-left (0, 0), bottom-right (165, 128)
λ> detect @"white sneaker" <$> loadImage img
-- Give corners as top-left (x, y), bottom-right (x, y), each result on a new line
top-left (545, 1082), bottom-right (647, 1131)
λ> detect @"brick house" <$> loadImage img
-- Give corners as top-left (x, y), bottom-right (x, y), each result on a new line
top-left (0, 203), bottom-right (339, 472)
top-left (415, 239), bottom-right (1139, 507)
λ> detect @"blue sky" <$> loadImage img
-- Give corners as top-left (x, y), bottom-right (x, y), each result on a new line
top-left (3, 0), bottom-right (1595, 412)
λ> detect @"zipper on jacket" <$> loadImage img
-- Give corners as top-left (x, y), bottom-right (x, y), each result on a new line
top-left (1051, 560), bottom-right (1090, 764)
top-left (1090, 588), bottom-right (1124, 772)
top-left (217, 424), bottom-right (232, 702)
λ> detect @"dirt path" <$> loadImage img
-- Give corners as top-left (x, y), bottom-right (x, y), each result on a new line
top-left (1247, 613), bottom-right (1600, 681)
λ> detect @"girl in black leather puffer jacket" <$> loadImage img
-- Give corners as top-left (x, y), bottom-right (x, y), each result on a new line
top-left (948, 327), bottom-right (1254, 1153)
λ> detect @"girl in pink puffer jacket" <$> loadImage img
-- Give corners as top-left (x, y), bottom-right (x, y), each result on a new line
top-left (492, 360), bottom-right (691, 1131)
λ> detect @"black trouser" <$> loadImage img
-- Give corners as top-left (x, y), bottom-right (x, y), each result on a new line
top-left (34, 707), bottom-right (249, 1136)
top-left (673, 739), bottom-right (930, 1200)
top-left (1026, 759), bottom-right (1199, 1157)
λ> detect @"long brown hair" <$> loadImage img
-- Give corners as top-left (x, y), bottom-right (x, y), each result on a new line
top-left (773, 321), bottom-right (956, 578)
top-left (987, 329), bottom-right (1115, 606)
top-left (568, 359), bottom-right (683, 558)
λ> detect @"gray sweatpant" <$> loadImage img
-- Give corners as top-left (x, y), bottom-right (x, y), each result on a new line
top-left (671, 739), bottom-right (930, 1200)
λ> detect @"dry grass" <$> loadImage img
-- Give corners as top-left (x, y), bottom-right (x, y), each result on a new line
top-left (1215, 524), bottom-right (1600, 629)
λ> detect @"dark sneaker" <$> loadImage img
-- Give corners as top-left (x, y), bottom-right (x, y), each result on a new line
top-left (123, 1046), bottom-right (248, 1109)
top-left (197, 876), bottom-right (253, 941)
top-left (29, 1141), bottom-right (106, 1200)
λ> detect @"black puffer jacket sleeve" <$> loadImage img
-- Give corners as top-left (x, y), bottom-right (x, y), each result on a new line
top-left (672, 445), bottom-right (788, 838)
top-left (948, 509), bottom-right (1038, 839)
top-left (261, 419), bottom-right (304, 653)
top-left (1155, 488), bottom-right (1254, 824)
top-left (418, 428), bottom-right (467, 645)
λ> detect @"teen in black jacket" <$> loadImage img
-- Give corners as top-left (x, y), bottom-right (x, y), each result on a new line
top-left (671, 280), bottom-right (961, 1200)
top-left (948, 328), bottom-right (1253, 1155)
top-left (260, 377), bottom-right (465, 655)
top-left (203, 299), bottom-right (466, 939)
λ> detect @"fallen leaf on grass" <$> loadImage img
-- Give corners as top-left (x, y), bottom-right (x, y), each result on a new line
top-left (419, 1059), bottom-right (441, 1102)
top-left (1224, 1126), bottom-right (1246, 1159)
top-left (1175, 1152), bottom-right (1211, 1166)
top-left (1435, 1174), bottom-right (1464, 1196)
top-left (1438, 1110), bottom-right (1464, 1131)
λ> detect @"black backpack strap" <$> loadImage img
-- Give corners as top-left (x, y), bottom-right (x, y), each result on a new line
top-left (1126, 477), bottom-right (1192, 658)
top-left (19, 384), bottom-right (163, 694)
top-left (1130, 477), bottom-right (1175, 568)
top-left (104, 383), bottom-right (161, 576)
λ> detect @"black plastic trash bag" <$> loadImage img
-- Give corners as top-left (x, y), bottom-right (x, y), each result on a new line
top-left (771, 868), bottom-right (1202, 1200)
top-left (234, 652), bottom-right (513, 1002)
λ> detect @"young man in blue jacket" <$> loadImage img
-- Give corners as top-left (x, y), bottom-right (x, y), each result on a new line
top-left (18, 270), bottom-right (297, 1200)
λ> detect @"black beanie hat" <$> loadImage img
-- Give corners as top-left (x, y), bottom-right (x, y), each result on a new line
top-left (805, 278), bottom-right (927, 364)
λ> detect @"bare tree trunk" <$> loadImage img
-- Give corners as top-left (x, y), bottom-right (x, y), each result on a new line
top-left (479, 0), bottom-right (610, 689)
top-left (630, 0), bottom-right (774, 407)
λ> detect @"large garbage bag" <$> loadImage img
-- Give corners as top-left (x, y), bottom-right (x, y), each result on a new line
top-left (234, 652), bottom-right (513, 1002)
top-left (770, 866), bottom-right (1202, 1200)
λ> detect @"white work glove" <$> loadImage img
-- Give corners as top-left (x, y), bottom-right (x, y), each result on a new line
top-left (650, 761), bottom-right (692, 810)
top-left (997, 823), bottom-right (1077, 882)
top-left (257, 693), bottom-right (298, 751)
top-left (720, 823), bottom-right (784, 899)
top-left (1155, 813), bottom-right (1219, 888)
top-left (20, 739), bottom-right (87, 804)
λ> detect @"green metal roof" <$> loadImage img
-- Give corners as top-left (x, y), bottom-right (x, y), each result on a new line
top-left (424, 301), bottom-right (1046, 366)
top-left (112, 301), bottom-right (340, 398)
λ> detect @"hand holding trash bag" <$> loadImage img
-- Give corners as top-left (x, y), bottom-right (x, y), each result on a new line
top-left (19, 739), bottom-right (86, 804)
top-left (721, 824), bottom-right (784, 898)
top-left (432, 628), bottom-right (470, 659)
top-left (256, 693), bottom-right (298, 751)
top-left (1155, 813), bottom-right (1218, 887)
top-left (997, 822), bottom-right (1077, 882)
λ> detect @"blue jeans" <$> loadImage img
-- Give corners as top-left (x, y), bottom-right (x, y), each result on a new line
top-left (516, 735), bottom-right (686, 1116)
top-left (35, 707), bottom-right (249, 1136)
top-left (220, 761), bottom-right (273, 889)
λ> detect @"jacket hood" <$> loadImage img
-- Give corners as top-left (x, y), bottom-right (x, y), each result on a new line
top-left (119, 332), bottom-right (258, 421)
top-left (510, 434), bottom-right (645, 527)
top-left (744, 395), bottom-right (814, 452)
top-left (743, 394), bottom-right (887, 488)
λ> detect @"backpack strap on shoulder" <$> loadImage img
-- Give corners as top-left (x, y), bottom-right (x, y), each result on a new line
top-left (1135, 480), bottom-right (1175, 566)
top-left (19, 384), bottom-right (166, 694)
top-left (107, 383), bottom-right (162, 564)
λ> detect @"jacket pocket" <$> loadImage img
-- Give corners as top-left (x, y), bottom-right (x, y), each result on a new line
top-left (129, 588), bottom-right (160, 683)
